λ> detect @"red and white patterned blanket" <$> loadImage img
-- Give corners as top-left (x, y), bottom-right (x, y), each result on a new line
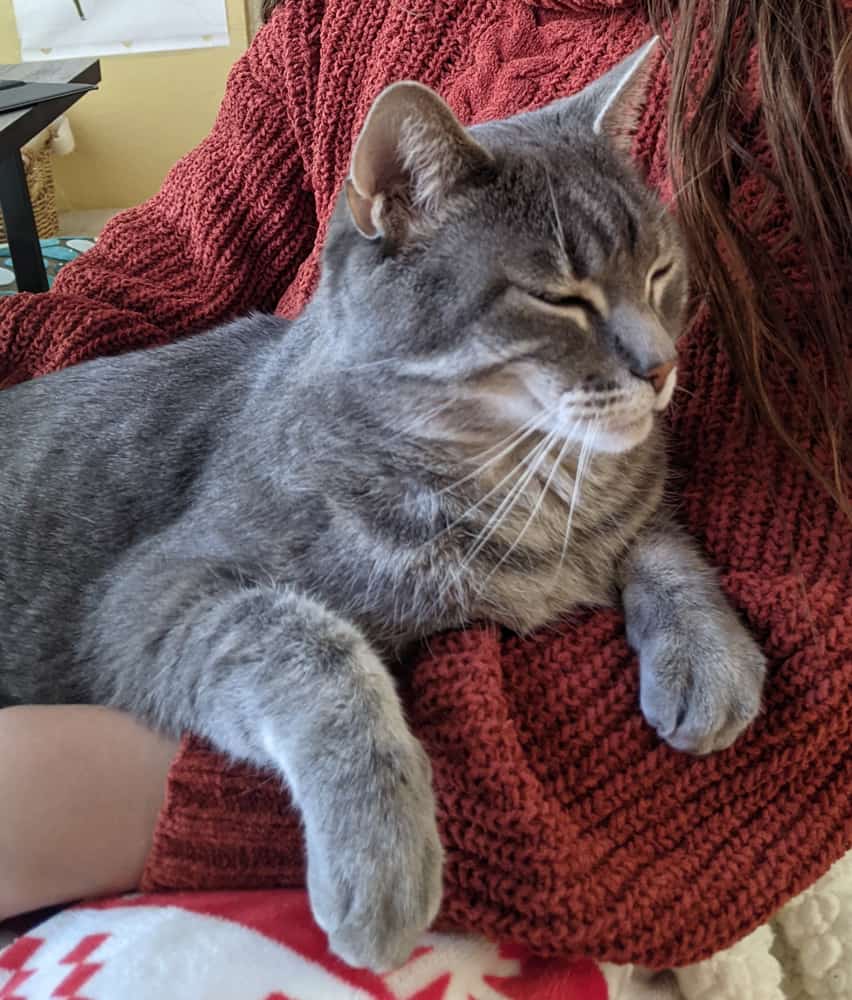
top-left (5, 850), bottom-right (850, 998)
top-left (1, 889), bottom-right (622, 999)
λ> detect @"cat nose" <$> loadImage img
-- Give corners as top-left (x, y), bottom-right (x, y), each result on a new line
top-left (635, 360), bottom-right (676, 394)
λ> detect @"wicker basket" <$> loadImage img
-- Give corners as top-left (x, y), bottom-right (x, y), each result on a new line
top-left (0, 131), bottom-right (60, 243)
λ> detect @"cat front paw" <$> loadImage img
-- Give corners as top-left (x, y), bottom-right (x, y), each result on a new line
top-left (639, 615), bottom-right (766, 755)
top-left (304, 732), bottom-right (443, 972)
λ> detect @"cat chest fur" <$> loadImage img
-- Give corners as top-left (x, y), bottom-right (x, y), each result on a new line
top-left (444, 435), bottom-right (666, 633)
top-left (318, 431), bottom-right (668, 643)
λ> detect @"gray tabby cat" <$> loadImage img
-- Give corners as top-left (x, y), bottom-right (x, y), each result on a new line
top-left (0, 40), bottom-right (765, 970)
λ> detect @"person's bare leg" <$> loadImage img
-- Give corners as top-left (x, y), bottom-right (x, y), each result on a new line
top-left (0, 705), bottom-right (177, 920)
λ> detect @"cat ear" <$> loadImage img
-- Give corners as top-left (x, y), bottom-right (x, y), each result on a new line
top-left (345, 82), bottom-right (493, 241)
top-left (581, 36), bottom-right (659, 154)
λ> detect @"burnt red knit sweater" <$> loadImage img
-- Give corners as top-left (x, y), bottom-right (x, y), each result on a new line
top-left (1, 0), bottom-right (849, 971)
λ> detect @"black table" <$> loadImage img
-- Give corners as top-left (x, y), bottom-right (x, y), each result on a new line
top-left (0, 58), bottom-right (101, 293)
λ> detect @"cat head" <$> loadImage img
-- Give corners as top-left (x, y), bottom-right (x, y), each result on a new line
top-left (321, 38), bottom-right (686, 456)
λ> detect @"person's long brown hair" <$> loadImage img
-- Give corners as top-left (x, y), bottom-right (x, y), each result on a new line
top-left (264, 0), bottom-right (851, 514)
top-left (647, 0), bottom-right (851, 516)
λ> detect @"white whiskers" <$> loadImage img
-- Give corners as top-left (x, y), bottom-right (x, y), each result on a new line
top-left (458, 427), bottom-right (558, 572)
top-left (479, 427), bottom-right (575, 588)
top-left (545, 168), bottom-right (570, 275)
top-left (391, 396), bottom-right (459, 440)
top-left (437, 407), bottom-right (557, 498)
top-left (422, 427), bottom-right (554, 620)
top-left (554, 416), bottom-right (596, 580)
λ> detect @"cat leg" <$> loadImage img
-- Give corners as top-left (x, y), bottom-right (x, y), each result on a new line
top-left (618, 512), bottom-right (766, 755)
top-left (86, 559), bottom-right (442, 971)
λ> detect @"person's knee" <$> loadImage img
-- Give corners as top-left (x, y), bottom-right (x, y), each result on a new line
top-left (0, 877), bottom-right (31, 922)
top-left (0, 707), bottom-right (43, 919)
top-left (0, 704), bottom-right (177, 919)
top-left (0, 705), bottom-right (41, 820)
top-left (0, 705), bottom-right (51, 799)
top-left (0, 703), bottom-right (33, 742)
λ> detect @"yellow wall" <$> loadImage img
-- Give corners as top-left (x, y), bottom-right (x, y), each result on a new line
top-left (0, 0), bottom-right (249, 211)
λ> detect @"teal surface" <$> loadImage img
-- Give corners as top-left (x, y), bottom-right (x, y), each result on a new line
top-left (0, 236), bottom-right (96, 295)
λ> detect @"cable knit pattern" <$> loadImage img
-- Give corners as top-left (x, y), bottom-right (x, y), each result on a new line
top-left (1, 0), bottom-right (849, 971)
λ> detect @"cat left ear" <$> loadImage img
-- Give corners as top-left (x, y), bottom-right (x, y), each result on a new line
top-left (346, 82), bottom-right (493, 241)
top-left (583, 36), bottom-right (660, 155)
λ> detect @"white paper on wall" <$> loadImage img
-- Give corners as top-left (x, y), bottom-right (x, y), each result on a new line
top-left (11, 0), bottom-right (230, 61)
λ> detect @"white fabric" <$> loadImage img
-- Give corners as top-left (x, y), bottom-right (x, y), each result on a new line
top-left (11, 0), bottom-right (229, 60)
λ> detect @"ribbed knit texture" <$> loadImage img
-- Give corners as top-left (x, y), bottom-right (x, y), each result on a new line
top-left (1, 0), bottom-right (849, 970)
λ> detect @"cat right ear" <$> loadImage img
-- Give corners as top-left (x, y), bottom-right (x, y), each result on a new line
top-left (583, 36), bottom-right (659, 155)
top-left (346, 82), bottom-right (493, 242)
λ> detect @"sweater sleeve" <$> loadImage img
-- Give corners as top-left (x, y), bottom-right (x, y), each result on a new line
top-left (0, 14), bottom-right (317, 387)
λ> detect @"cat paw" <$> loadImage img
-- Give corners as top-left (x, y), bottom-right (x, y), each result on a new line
top-left (639, 616), bottom-right (766, 755)
top-left (304, 732), bottom-right (443, 972)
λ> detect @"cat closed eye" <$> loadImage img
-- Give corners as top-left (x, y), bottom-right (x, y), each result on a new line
top-left (528, 291), bottom-right (599, 315)
top-left (649, 262), bottom-right (673, 286)
top-left (648, 261), bottom-right (675, 309)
